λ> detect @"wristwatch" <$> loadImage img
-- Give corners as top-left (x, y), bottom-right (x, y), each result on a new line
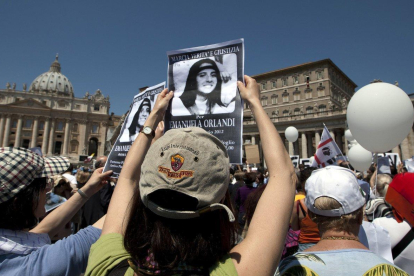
top-left (140, 126), bottom-right (155, 138)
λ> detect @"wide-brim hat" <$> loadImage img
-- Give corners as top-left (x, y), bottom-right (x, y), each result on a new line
top-left (0, 147), bottom-right (69, 204)
top-left (139, 127), bottom-right (235, 222)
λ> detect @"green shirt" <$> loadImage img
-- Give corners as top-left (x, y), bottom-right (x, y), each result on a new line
top-left (85, 233), bottom-right (238, 276)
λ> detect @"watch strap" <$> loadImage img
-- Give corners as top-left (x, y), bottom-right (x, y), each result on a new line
top-left (140, 126), bottom-right (155, 138)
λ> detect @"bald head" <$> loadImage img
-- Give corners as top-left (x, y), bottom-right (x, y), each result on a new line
top-left (95, 156), bottom-right (108, 169)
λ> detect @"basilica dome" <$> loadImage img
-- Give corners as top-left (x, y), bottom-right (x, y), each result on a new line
top-left (30, 55), bottom-right (74, 95)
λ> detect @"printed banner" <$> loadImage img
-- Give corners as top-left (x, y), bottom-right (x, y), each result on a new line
top-left (165, 39), bottom-right (244, 163)
top-left (104, 82), bottom-right (166, 178)
top-left (290, 155), bottom-right (300, 168)
top-left (376, 153), bottom-right (401, 166)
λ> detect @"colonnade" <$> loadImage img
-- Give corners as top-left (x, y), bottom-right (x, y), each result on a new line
top-left (0, 114), bottom-right (88, 156)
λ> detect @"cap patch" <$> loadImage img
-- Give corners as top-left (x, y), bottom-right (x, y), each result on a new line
top-left (171, 154), bottom-right (184, 172)
top-left (158, 166), bottom-right (194, 179)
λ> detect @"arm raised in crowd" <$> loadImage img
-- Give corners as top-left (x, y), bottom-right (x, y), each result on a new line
top-left (30, 168), bottom-right (113, 238)
top-left (230, 75), bottom-right (296, 276)
top-left (102, 89), bottom-right (174, 235)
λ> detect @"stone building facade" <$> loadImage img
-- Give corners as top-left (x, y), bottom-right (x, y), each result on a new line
top-left (0, 55), bottom-right (121, 164)
top-left (243, 59), bottom-right (414, 163)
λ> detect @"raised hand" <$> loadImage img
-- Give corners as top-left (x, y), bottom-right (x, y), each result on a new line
top-left (237, 75), bottom-right (260, 107)
top-left (152, 88), bottom-right (174, 118)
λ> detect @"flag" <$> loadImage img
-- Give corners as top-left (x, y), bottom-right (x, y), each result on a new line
top-left (84, 153), bottom-right (95, 163)
top-left (312, 125), bottom-right (343, 168)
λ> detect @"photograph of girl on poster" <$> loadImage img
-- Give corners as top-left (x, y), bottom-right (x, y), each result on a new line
top-left (171, 55), bottom-right (236, 116)
top-left (119, 98), bottom-right (151, 142)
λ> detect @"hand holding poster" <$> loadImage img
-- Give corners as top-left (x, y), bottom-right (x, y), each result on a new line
top-left (165, 39), bottom-right (244, 164)
top-left (104, 82), bottom-right (166, 178)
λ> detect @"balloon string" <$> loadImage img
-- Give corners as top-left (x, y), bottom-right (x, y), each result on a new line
top-left (373, 153), bottom-right (379, 221)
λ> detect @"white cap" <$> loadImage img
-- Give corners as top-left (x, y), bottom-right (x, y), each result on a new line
top-left (305, 166), bottom-right (366, 217)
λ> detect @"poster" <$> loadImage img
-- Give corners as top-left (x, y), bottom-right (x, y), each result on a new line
top-left (290, 155), bottom-right (300, 168)
top-left (104, 82), bottom-right (166, 178)
top-left (165, 39), bottom-right (244, 164)
top-left (45, 192), bottom-right (67, 213)
top-left (376, 153), bottom-right (401, 166)
top-left (245, 145), bottom-right (260, 164)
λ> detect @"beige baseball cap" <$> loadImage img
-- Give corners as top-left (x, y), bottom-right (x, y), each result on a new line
top-left (139, 127), bottom-right (235, 222)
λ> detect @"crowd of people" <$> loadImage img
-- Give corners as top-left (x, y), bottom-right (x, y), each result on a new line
top-left (0, 75), bottom-right (412, 275)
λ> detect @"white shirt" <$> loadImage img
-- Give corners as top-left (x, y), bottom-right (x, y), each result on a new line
top-left (373, 217), bottom-right (413, 275)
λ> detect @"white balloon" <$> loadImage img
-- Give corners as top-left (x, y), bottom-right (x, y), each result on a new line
top-left (285, 126), bottom-right (298, 142)
top-left (347, 82), bottom-right (414, 152)
top-left (345, 129), bottom-right (354, 142)
top-left (348, 144), bottom-right (372, 171)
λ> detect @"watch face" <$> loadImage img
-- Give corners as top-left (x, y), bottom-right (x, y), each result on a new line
top-left (143, 126), bottom-right (152, 135)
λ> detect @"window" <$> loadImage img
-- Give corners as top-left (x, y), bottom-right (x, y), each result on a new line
top-left (304, 75), bottom-right (310, 83)
top-left (58, 101), bottom-right (66, 108)
top-left (72, 123), bottom-right (78, 132)
top-left (42, 100), bottom-right (47, 105)
top-left (261, 96), bottom-right (268, 106)
top-left (305, 90), bottom-right (312, 99)
top-left (293, 89), bottom-right (300, 101)
top-left (318, 89), bottom-right (325, 97)
top-left (294, 108), bottom-right (300, 115)
top-left (272, 111), bottom-right (278, 118)
top-left (12, 120), bottom-right (17, 128)
top-left (283, 110), bottom-right (289, 117)
top-left (75, 104), bottom-right (81, 110)
top-left (282, 78), bottom-right (287, 86)
top-left (272, 81), bottom-right (276, 88)
top-left (24, 119), bottom-right (32, 129)
top-left (16, 98), bottom-right (20, 102)
top-left (39, 121), bottom-right (45, 130)
top-left (317, 71), bottom-right (323, 80)
top-left (282, 91), bottom-right (289, 103)
top-left (271, 95), bottom-right (278, 105)
top-left (57, 121), bottom-right (64, 131)
top-left (306, 106), bottom-right (313, 114)
top-left (261, 83), bottom-right (266, 90)
top-left (92, 124), bottom-right (99, 134)
top-left (293, 76), bottom-right (299, 84)
top-left (94, 104), bottom-right (100, 111)
top-left (319, 105), bottom-right (326, 112)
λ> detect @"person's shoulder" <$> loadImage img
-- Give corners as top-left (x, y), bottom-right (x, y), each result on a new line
top-left (209, 254), bottom-right (237, 276)
top-left (277, 250), bottom-right (409, 276)
top-left (85, 233), bottom-right (132, 276)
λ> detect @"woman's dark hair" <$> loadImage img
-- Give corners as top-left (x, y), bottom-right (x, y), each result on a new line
top-left (128, 98), bottom-right (151, 137)
top-left (76, 168), bottom-right (91, 188)
top-left (244, 184), bottom-right (267, 226)
top-left (298, 167), bottom-right (317, 192)
top-left (124, 186), bottom-right (237, 270)
top-left (180, 59), bottom-right (224, 113)
top-left (0, 178), bottom-right (46, 230)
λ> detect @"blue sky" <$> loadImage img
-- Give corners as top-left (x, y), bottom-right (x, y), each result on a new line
top-left (1, 1), bottom-right (413, 115)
